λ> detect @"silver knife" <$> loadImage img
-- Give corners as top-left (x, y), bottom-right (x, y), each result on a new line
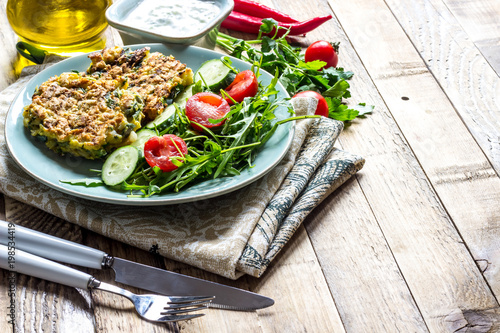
top-left (0, 220), bottom-right (274, 310)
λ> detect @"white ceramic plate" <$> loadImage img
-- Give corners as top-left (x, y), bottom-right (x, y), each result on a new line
top-left (5, 44), bottom-right (294, 206)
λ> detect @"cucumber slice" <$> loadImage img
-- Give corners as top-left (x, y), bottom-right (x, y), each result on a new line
top-left (131, 128), bottom-right (156, 155)
top-left (194, 59), bottom-right (232, 91)
top-left (101, 146), bottom-right (139, 186)
top-left (145, 84), bottom-right (195, 131)
top-left (224, 72), bottom-right (237, 87)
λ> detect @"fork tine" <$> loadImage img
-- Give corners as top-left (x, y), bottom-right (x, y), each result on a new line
top-left (167, 295), bottom-right (215, 304)
top-left (162, 304), bottom-right (209, 315)
top-left (157, 313), bottom-right (206, 322)
top-left (165, 299), bottom-right (213, 309)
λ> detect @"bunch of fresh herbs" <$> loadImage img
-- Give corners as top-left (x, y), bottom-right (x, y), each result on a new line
top-left (216, 18), bottom-right (373, 122)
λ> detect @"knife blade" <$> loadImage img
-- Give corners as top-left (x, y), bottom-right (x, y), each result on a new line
top-left (0, 220), bottom-right (274, 310)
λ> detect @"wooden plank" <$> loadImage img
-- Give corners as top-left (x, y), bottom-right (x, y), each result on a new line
top-left (320, 0), bottom-right (500, 331)
top-left (308, 177), bottom-right (430, 332)
top-left (266, 1), bottom-right (498, 331)
top-left (254, 225), bottom-right (346, 332)
top-left (384, 0), bottom-right (500, 177)
top-left (359, 0), bottom-right (500, 300)
top-left (441, 0), bottom-right (500, 75)
top-left (1, 197), bottom-right (95, 332)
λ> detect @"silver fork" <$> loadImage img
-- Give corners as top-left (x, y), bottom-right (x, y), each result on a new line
top-left (0, 245), bottom-right (214, 322)
top-left (88, 278), bottom-right (214, 322)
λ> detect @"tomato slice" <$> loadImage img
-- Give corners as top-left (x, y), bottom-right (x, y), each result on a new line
top-left (185, 92), bottom-right (231, 132)
top-left (292, 91), bottom-right (329, 117)
top-left (144, 134), bottom-right (188, 172)
top-left (224, 70), bottom-right (258, 104)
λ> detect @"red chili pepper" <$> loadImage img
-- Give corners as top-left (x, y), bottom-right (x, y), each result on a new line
top-left (280, 15), bottom-right (333, 36)
top-left (221, 11), bottom-right (332, 36)
top-left (221, 12), bottom-right (264, 34)
top-left (233, 0), bottom-right (299, 23)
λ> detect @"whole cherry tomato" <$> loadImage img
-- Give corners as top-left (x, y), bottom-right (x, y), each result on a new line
top-left (292, 91), bottom-right (329, 117)
top-left (304, 40), bottom-right (338, 70)
top-left (144, 134), bottom-right (188, 172)
top-left (224, 70), bottom-right (259, 104)
top-left (185, 92), bottom-right (231, 132)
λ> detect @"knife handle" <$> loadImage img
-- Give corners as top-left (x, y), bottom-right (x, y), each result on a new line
top-left (0, 220), bottom-right (106, 269)
top-left (0, 244), bottom-right (92, 289)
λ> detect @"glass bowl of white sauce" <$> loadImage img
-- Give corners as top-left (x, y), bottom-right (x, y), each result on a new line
top-left (106, 0), bottom-right (233, 49)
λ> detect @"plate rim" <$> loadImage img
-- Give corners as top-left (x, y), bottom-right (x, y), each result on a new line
top-left (4, 43), bottom-right (295, 206)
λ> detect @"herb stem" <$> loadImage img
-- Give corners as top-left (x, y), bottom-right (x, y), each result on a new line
top-left (259, 115), bottom-right (320, 147)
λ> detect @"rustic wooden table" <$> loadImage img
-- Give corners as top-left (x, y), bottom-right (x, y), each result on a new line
top-left (1, 0), bottom-right (500, 332)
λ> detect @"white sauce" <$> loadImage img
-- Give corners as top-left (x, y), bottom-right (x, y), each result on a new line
top-left (126, 0), bottom-right (220, 37)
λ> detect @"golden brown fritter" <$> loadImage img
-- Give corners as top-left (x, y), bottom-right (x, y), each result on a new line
top-left (87, 46), bottom-right (193, 121)
top-left (23, 46), bottom-right (193, 159)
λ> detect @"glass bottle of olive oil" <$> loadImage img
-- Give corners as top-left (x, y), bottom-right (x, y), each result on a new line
top-left (7, 0), bottom-right (112, 56)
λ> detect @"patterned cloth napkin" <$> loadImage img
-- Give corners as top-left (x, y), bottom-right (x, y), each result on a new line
top-left (0, 64), bottom-right (365, 279)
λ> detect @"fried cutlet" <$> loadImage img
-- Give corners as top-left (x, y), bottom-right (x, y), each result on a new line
top-left (23, 46), bottom-right (193, 159)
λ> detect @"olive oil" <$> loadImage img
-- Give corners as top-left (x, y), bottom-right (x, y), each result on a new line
top-left (7, 0), bottom-right (112, 55)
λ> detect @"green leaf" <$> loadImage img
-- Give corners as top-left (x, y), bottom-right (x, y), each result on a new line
top-left (351, 103), bottom-right (374, 116)
top-left (261, 36), bottom-right (276, 53)
top-left (298, 60), bottom-right (325, 71)
top-left (148, 184), bottom-right (161, 195)
top-left (310, 75), bottom-right (332, 90)
top-left (329, 104), bottom-right (359, 121)
top-left (326, 98), bottom-right (373, 122)
top-left (323, 79), bottom-right (350, 98)
top-left (260, 18), bottom-right (279, 34)
top-left (323, 67), bottom-right (354, 80)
